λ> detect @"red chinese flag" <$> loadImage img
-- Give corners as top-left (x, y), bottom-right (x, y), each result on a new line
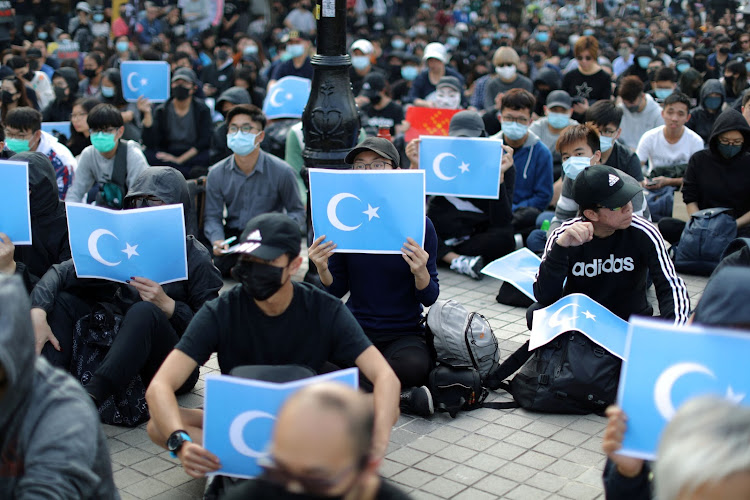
top-left (404, 107), bottom-right (462, 142)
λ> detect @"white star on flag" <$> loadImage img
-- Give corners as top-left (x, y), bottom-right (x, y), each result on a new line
top-left (285, 93), bottom-right (293, 100)
top-left (122, 242), bottom-right (139, 259)
top-left (458, 161), bottom-right (470, 173)
top-left (363, 204), bottom-right (380, 221)
top-left (582, 310), bottom-right (596, 321)
top-left (141, 78), bottom-right (148, 87)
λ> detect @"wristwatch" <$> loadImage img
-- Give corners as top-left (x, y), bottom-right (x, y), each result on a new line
top-left (166, 430), bottom-right (192, 458)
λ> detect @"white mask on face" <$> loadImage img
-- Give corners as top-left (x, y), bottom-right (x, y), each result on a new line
top-left (496, 65), bottom-right (517, 80)
top-left (433, 87), bottom-right (461, 109)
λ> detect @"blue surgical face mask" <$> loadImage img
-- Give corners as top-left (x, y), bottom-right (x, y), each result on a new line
top-left (401, 66), bottom-right (418, 81)
top-left (681, 50), bottom-right (694, 58)
top-left (116, 40), bottom-right (129, 53)
top-left (243, 45), bottom-right (258, 56)
top-left (94, 13), bottom-right (104, 22)
top-left (501, 121), bottom-right (528, 141)
top-left (562, 155), bottom-right (592, 179)
top-left (637, 56), bottom-right (651, 69)
top-left (558, 46), bottom-right (568, 56)
top-left (351, 55), bottom-right (370, 70)
top-left (535, 32), bottom-right (549, 43)
top-left (676, 62), bottom-right (690, 73)
top-left (480, 38), bottom-right (492, 47)
top-left (101, 86), bottom-right (115, 98)
top-left (286, 43), bottom-right (306, 58)
top-left (91, 131), bottom-right (117, 153)
top-left (227, 131), bottom-right (259, 156)
top-left (681, 37), bottom-right (692, 44)
top-left (547, 112), bottom-right (570, 129)
top-left (583, 29), bottom-right (595, 36)
top-left (391, 38), bottom-right (405, 50)
top-left (446, 36), bottom-right (460, 47)
top-left (6, 138), bottom-right (30, 153)
top-left (704, 96), bottom-right (722, 110)
top-left (654, 88), bottom-right (673, 100)
top-left (599, 135), bottom-right (614, 153)
top-left (38, 31), bottom-right (48, 40)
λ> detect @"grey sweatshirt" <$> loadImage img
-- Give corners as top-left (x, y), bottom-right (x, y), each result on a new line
top-left (0, 275), bottom-right (119, 499)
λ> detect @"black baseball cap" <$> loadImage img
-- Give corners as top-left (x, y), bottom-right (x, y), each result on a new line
top-left (344, 137), bottom-right (400, 168)
top-left (546, 90), bottom-right (572, 109)
top-left (360, 72), bottom-right (386, 99)
top-left (572, 165), bottom-right (642, 210)
top-left (449, 110), bottom-right (487, 137)
top-left (226, 213), bottom-right (301, 260)
top-left (172, 67), bottom-right (197, 85)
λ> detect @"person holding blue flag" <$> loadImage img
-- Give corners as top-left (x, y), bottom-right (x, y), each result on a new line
top-left (0, 152), bottom-right (70, 293)
top-left (145, 212), bottom-right (400, 478)
top-left (29, 167), bottom-right (223, 416)
top-left (309, 137), bottom-right (440, 416)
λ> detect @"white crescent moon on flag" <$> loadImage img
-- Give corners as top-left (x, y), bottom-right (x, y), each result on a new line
top-left (228, 410), bottom-right (276, 458)
top-left (433, 152), bottom-right (457, 181)
top-left (126, 72), bottom-right (140, 92)
top-left (547, 302), bottom-right (579, 329)
top-left (654, 362), bottom-right (715, 420)
top-left (269, 87), bottom-right (284, 107)
top-left (87, 229), bottom-right (121, 267)
top-left (327, 193), bottom-right (362, 232)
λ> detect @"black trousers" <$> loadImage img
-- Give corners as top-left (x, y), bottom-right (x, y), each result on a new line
top-left (436, 225), bottom-right (516, 264)
top-left (44, 293), bottom-right (197, 401)
top-left (356, 335), bottom-right (432, 392)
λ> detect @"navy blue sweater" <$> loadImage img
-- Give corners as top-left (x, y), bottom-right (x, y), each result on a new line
top-left (325, 217), bottom-right (440, 339)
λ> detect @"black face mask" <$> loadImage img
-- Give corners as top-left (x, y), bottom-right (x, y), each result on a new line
top-left (172, 85), bottom-right (191, 101)
top-left (24, 71), bottom-right (34, 81)
top-left (54, 86), bottom-right (67, 102)
top-left (369, 94), bottom-right (382, 105)
top-left (719, 46), bottom-right (730, 54)
top-left (1, 91), bottom-right (14, 105)
top-left (82, 68), bottom-right (97, 79)
top-left (28, 60), bottom-right (39, 71)
top-left (231, 261), bottom-right (286, 301)
top-left (217, 49), bottom-right (228, 62)
top-left (532, 53), bottom-right (543, 63)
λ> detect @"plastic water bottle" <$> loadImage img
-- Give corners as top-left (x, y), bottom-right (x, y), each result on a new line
top-left (540, 220), bottom-right (550, 232)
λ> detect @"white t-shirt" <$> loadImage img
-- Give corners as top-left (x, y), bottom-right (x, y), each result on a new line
top-left (636, 125), bottom-right (705, 175)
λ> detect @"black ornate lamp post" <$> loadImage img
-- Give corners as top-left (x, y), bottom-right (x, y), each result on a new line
top-left (301, 0), bottom-right (360, 170)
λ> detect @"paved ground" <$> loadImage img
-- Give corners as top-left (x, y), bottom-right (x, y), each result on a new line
top-left (104, 249), bottom-right (708, 500)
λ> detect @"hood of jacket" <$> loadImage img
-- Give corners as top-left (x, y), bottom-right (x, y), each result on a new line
top-left (693, 266), bottom-right (750, 326)
top-left (533, 66), bottom-right (562, 90)
top-left (52, 67), bottom-right (79, 100)
top-left (13, 151), bottom-right (62, 218)
top-left (699, 78), bottom-right (726, 107)
top-left (707, 108), bottom-right (750, 157)
top-left (124, 166), bottom-right (197, 236)
top-left (0, 275), bottom-right (36, 446)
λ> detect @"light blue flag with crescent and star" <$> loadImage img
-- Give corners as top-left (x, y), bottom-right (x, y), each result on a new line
top-left (262, 76), bottom-right (311, 119)
top-left (120, 61), bottom-right (171, 103)
top-left (530, 293), bottom-right (629, 358)
top-left (418, 135), bottom-right (503, 198)
top-left (0, 160), bottom-right (32, 245)
top-left (203, 368), bottom-right (359, 479)
top-left (66, 203), bottom-right (187, 284)
top-left (309, 169), bottom-right (426, 254)
top-left (617, 317), bottom-right (750, 460)
top-left (481, 248), bottom-right (540, 300)
top-left (42, 121), bottom-right (71, 140)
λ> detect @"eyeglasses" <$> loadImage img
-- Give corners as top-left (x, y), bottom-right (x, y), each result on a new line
top-left (257, 455), bottom-right (362, 495)
top-left (128, 196), bottom-right (165, 208)
top-left (576, 55), bottom-right (593, 61)
top-left (5, 129), bottom-right (33, 140)
top-left (91, 127), bottom-right (118, 134)
top-left (352, 160), bottom-right (392, 170)
top-left (500, 115), bottom-right (530, 125)
top-left (71, 112), bottom-right (88, 119)
top-left (718, 139), bottom-right (744, 146)
top-left (228, 124), bottom-right (261, 134)
top-left (599, 128), bottom-right (618, 136)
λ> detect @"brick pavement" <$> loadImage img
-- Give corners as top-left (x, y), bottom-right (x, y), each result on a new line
top-left (105, 253), bottom-right (708, 500)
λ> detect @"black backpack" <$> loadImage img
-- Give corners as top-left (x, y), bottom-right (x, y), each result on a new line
top-left (674, 207), bottom-right (737, 276)
top-left (70, 302), bottom-right (149, 427)
top-left (94, 140), bottom-right (128, 209)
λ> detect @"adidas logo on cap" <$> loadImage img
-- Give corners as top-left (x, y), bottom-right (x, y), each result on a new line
top-left (246, 229), bottom-right (262, 242)
top-left (608, 174), bottom-right (619, 187)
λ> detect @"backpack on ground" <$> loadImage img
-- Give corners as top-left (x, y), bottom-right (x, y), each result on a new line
top-left (70, 302), bottom-right (149, 427)
top-left (488, 329), bottom-right (622, 415)
top-left (425, 299), bottom-right (500, 417)
top-left (674, 207), bottom-right (737, 276)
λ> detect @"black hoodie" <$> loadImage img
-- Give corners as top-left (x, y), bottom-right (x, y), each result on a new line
top-left (42, 67), bottom-right (79, 123)
top-left (30, 167), bottom-right (223, 335)
top-left (11, 152), bottom-right (71, 293)
top-left (682, 109), bottom-right (750, 219)
top-left (686, 79), bottom-right (726, 145)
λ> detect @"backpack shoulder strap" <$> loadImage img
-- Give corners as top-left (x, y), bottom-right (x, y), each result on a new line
top-left (112, 139), bottom-right (129, 193)
top-left (481, 382), bottom-right (520, 409)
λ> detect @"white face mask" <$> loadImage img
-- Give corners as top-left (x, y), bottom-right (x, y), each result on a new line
top-left (562, 155), bottom-right (592, 179)
top-left (496, 65), bottom-right (517, 80)
top-left (434, 87), bottom-right (461, 109)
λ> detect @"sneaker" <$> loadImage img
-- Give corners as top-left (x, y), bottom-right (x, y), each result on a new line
top-left (450, 255), bottom-right (484, 280)
top-left (400, 386), bottom-right (434, 417)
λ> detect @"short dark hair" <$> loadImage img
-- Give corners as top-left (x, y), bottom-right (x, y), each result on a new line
top-left (742, 89), bottom-right (750, 107)
top-left (619, 75), bottom-right (645, 102)
top-left (663, 92), bottom-right (691, 112)
top-left (84, 51), bottom-right (104, 67)
top-left (172, 51), bottom-right (192, 64)
top-left (7, 55), bottom-right (28, 70)
top-left (654, 67), bottom-right (676, 83)
top-left (500, 88), bottom-right (536, 113)
top-left (0, 121), bottom-right (5, 142)
top-left (226, 104), bottom-right (266, 130)
top-left (87, 103), bottom-right (124, 130)
top-left (585, 100), bottom-right (624, 128)
top-left (5, 107), bottom-right (42, 132)
top-left (556, 123), bottom-right (600, 155)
